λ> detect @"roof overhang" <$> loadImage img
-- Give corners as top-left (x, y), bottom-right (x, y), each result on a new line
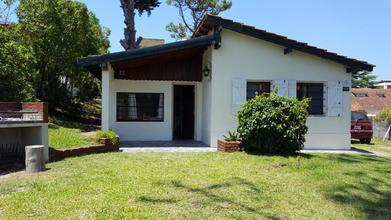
top-left (78, 33), bottom-right (221, 80)
top-left (194, 14), bottom-right (375, 72)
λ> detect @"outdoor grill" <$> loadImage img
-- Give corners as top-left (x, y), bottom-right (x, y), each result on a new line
top-left (0, 102), bottom-right (49, 163)
top-left (0, 110), bottom-right (43, 123)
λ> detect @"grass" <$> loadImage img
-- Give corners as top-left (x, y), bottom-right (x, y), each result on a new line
top-left (352, 138), bottom-right (391, 154)
top-left (1, 152), bottom-right (390, 219)
top-left (48, 117), bottom-right (99, 150)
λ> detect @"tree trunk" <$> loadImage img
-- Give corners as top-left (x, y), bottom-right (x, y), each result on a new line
top-left (120, 0), bottom-right (136, 50)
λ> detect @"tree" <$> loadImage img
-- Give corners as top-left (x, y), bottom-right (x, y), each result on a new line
top-left (17, 0), bottom-right (110, 110)
top-left (352, 71), bottom-right (377, 88)
top-left (120, 0), bottom-right (160, 50)
top-left (0, 27), bottom-right (35, 101)
top-left (166, 0), bottom-right (232, 40)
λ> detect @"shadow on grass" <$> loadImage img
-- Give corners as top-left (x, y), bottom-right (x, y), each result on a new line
top-left (49, 116), bottom-right (99, 132)
top-left (351, 140), bottom-right (375, 146)
top-left (142, 177), bottom-right (282, 219)
top-left (243, 148), bottom-right (314, 159)
top-left (326, 166), bottom-right (391, 218)
top-left (329, 154), bottom-right (389, 164)
top-left (0, 159), bottom-right (24, 176)
top-left (137, 196), bottom-right (178, 204)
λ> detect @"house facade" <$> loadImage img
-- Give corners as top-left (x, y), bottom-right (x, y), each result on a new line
top-left (79, 15), bottom-right (374, 150)
top-left (352, 88), bottom-right (391, 117)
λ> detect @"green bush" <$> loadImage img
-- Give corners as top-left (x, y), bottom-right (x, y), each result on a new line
top-left (374, 107), bottom-right (391, 125)
top-left (237, 92), bottom-right (309, 154)
top-left (96, 130), bottom-right (119, 146)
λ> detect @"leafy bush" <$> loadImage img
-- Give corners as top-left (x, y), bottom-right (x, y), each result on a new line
top-left (375, 107), bottom-right (391, 125)
top-left (237, 92), bottom-right (309, 154)
top-left (96, 130), bottom-right (119, 146)
top-left (223, 131), bottom-right (241, 142)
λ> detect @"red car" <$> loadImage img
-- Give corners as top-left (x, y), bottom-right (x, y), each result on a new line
top-left (351, 111), bottom-right (373, 144)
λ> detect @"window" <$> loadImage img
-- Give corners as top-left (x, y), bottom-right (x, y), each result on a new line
top-left (351, 112), bottom-right (369, 122)
top-left (297, 83), bottom-right (324, 115)
top-left (117, 93), bottom-right (164, 122)
top-left (377, 93), bottom-right (386, 98)
top-left (246, 82), bottom-right (271, 100)
top-left (353, 93), bottom-right (368, 97)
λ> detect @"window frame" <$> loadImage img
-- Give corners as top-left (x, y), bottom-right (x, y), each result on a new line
top-left (296, 82), bottom-right (325, 116)
top-left (116, 92), bottom-right (164, 122)
top-left (246, 81), bottom-right (271, 100)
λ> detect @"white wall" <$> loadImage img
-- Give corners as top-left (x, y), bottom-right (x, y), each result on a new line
top-left (201, 47), bottom-right (213, 145)
top-left (102, 65), bottom-right (203, 142)
top-left (209, 29), bottom-right (352, 149)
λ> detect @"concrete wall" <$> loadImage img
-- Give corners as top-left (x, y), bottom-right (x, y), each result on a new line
top-left (0, 123), bottom-right (48, 161)
top-left (102, 65), bottom-right (203, 141)
top-left (209, 29), bottom-right (352, 149)
top-left (201, 47), bottom-right (213, 145)
top-left (21, 124), bottom-right (49, 161)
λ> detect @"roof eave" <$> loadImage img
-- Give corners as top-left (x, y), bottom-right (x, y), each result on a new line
top-left (195, 14), bottom-right (375, 72)
top-left (77, 33), bottom-right (220, 68)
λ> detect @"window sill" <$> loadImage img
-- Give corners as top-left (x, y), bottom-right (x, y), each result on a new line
top-left (308, 114), bottom-right (326, 118)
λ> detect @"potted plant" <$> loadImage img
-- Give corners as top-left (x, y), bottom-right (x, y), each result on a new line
top-left (218, 131), bottom-right (241, 152)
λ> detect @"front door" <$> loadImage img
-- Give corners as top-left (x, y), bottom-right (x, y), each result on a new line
top-left (173, 85), bottom-right (195, 140)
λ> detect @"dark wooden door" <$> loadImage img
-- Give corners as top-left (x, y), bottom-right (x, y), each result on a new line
top-left (173, 85), bottom-right (195, 140)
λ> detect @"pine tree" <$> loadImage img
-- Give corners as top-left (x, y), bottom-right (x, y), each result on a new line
top-left (120, 0), bottom-right (160, 50)
top-left (166, 0), bottom-right (232, 40)
top-left (352, 71), bottom-right (377, 88)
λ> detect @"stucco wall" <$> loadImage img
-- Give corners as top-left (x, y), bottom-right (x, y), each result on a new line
top-left (201, 47), bottom-right (213, 145)
top-left (102, 65), bottom-right (203, 142)
top-left (209, 29), bottom-right (352, 149)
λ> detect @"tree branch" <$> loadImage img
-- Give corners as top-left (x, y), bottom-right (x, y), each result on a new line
top-left (178, 3), bottom-right (193, 33)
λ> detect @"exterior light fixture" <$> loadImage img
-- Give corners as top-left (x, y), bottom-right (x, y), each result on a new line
top-left (203, 64), bottom-right (212, 78)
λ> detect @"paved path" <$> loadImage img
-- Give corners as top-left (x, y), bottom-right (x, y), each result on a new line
top-left (120, 141), bottom-right (217, 153)
top-left (120, 141), bottom-right (391, 157)
top-left (301, 147), bottom-right (391, 157)
top-left (120, 147), bottom-right (217, 153)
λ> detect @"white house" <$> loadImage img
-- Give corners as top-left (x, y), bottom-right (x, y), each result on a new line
top-left (78, 15), bottom-right (374, 150)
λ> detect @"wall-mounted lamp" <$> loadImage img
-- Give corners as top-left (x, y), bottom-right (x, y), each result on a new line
top-left (203, 64), bottom-right (212, 79)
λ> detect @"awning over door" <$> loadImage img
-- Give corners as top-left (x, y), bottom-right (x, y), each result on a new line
top-left (78, 34), bottom-right (221, 81)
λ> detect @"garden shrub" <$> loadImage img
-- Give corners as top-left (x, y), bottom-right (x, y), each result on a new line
top-left (96, 130), bottom-right (119, 145)
top-left (374, 107), bottom-right (391, 125)
top-left (237, 92), bottom-right (309, 154)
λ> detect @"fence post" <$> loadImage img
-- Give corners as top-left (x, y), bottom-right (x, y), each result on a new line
top-left (383, 125), bottom-right (391, 142)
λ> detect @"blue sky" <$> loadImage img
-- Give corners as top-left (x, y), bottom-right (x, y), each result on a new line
top-left (81, 1), bottom-right (389, 79)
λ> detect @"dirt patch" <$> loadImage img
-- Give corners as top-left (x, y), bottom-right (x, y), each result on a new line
top-left (81, 131), bottom-right (97, 139)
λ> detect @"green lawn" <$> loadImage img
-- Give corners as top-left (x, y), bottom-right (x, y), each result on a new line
top-left (352, 138), bottom-right (391, 154)
top-left (48, 117), bottom-right (98, 150)
top-left (1, 152), bottom-right (390, 219)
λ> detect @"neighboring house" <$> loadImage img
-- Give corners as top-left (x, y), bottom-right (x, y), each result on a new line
top-left (78, 15), bottom-right (374, 150)
top-left (376, 80), bottom-right (391, 89)
top-left (352, 88), bottom-right (391, 117)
